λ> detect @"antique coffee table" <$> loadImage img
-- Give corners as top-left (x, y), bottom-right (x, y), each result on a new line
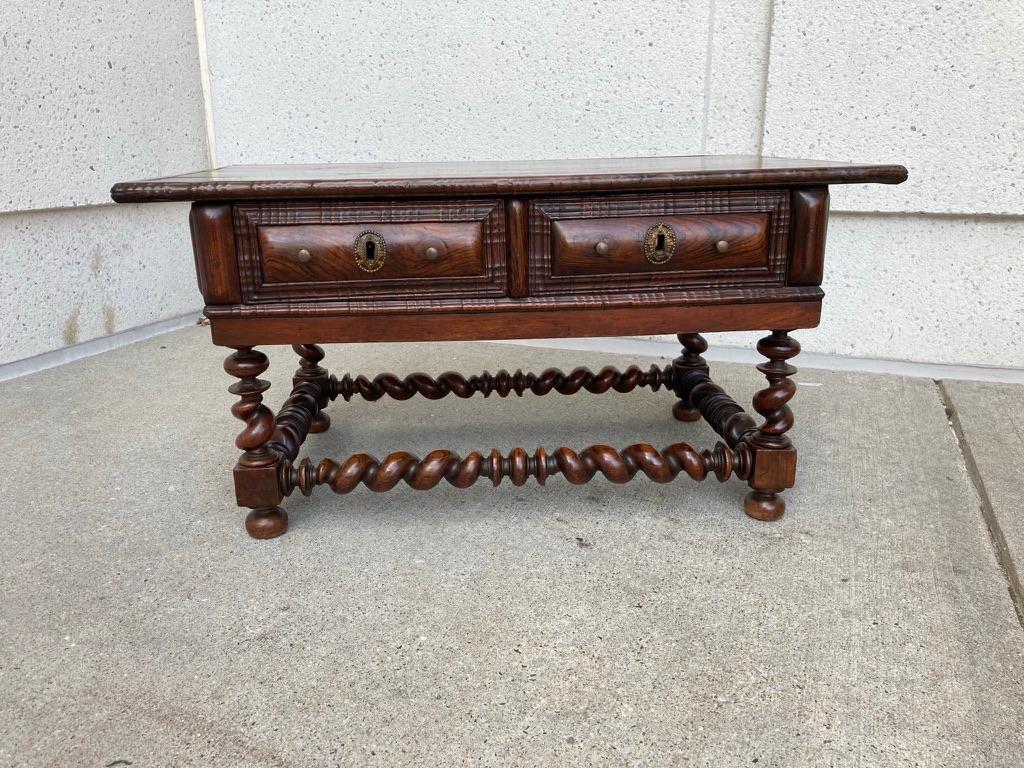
top-left (112, 156), bottom-right (906, 538)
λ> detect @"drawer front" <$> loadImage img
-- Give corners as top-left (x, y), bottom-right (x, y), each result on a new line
top-left (234, 200), bottom-right (506, 303)
top-left (259, 222), bottom-right (484, 285)
top-left (529, 191), bottom-right (790, 296)
top-left (551, 213), bottom-right (769, 276)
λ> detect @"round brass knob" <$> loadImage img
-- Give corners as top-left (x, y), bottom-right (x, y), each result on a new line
top-left (424, 246), bottom-right (440, 261)
top-left (595, 241), bottom-right (609, 256)
top-left (715, 240), bottom-right (730, 254)
top-left (296, 248), bottom-right (312, 263)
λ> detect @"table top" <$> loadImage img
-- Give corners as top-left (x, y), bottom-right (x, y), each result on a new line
top-left (110, 155), bottom-right (907, 203)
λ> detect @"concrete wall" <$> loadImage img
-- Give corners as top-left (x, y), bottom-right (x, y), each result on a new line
top-left (3, 1), bottom-right (1020, 370)
top-left (698, 0), bottom-right (1024, 366)
top-left (203, 0), bottom-right (712, 165)
top-left (0, 0), bottom-right (208, 366)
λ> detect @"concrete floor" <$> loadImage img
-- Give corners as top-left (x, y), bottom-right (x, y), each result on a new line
top-left (1, 326), bottom-right (1022, 767)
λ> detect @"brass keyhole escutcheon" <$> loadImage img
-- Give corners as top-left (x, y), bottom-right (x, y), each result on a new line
top-left (644, 222), bottom-right (676, 265)
top-left (354, 230), bottom-right (387, 272)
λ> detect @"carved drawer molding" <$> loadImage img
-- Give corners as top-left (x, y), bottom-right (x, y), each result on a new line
top-left (233, 199), bottom-right (507, 304)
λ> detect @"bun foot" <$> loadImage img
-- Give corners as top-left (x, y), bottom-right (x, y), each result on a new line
top-left (309, 410), bottom-right (331, 434)
top-left (744, 490), bottom-right (785, 522)
top-left (245, 507), bottom-right (288, 539)
top-left (672, 400), bottom-right (701, 422)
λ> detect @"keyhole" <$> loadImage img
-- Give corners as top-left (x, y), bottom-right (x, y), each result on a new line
top-left (354, 231), bottom-right (386, 272)
top-left (655, 232), bottom-right (665, 254)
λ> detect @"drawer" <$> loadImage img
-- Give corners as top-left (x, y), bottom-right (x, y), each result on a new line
top-left (234, 200), bottom-right (507, 303)
top-left (551, 213), bottom-right (769, 277)
top-left (529, 191), bottom-right (790, 296)
top-left (259, 222), bottom-right (485, 284)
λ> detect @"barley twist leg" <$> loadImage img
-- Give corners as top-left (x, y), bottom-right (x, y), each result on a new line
top-left (743, 331), bottom-right (800, 522)
top-left (671, 333), bottom-right (709, 422)
top-left (225, 347), bottom-right (287, 538)
top-left (293, 343), bottom-right (331, 434)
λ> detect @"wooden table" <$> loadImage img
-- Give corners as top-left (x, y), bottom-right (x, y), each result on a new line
top-left (112, 156), bottom-right (906, 538)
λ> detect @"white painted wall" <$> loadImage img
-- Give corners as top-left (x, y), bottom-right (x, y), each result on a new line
top-left (0, 0), bottom-right (208, 365)
top-left (2, 1), bottom-right (1021, 370)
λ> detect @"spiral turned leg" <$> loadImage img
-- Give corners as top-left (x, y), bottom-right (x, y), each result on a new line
top-left (293, 343), bottom-right (330, 434)
top-left (743, 330), bottom-right (800, 522)
top-left (282, 441), bottom-right (742, 497)
top-left (671, 333), bottom-right (709, 422)
top-left (329, 364), bottom-right (676, 402)
top-left (225, 346), bottom-right (287, 539)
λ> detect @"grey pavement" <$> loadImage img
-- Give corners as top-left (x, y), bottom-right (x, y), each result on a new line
top-left (1, 325), bottom-right (1022, 767)
top-left (941, 379), bottom-right (1024, 624)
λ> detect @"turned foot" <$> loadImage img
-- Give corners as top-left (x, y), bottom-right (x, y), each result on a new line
top-left (245, 507), bottom-right (288, 539)
top-left (672, 400), bottom-right (701, 422)
top-left (744, 490), bottom-right (785, 521)
top-left (309, 410), bottom-right (331, 434)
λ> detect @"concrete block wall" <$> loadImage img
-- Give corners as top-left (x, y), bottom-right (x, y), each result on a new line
top-left (202, 0), bottom-right (713, 165)
top-left (692, 0), bottom-right (1024, 366)
top-left (0, 0), bottom-right (208, 366)
top-left (3, 1), bottom-right (1021, 370)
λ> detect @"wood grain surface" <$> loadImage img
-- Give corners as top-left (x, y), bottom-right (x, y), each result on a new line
top-left (111, 155), bottom-right (908, 203)
top-left (258, 221), bottom-right (485, 284)
top-left (551, 212), bottom-right (769, 277)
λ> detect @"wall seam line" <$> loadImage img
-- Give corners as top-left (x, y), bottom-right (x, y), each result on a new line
top-left (193, 0), bottom-right (218, 167)
top-left (756, 0), bottom-right (776, 156)
top-left (0, 202), bottom-right (119, 219)
top-left (700, 0), bottom-right (717, 154)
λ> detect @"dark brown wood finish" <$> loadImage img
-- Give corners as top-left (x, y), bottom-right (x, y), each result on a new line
top-left (258, 221), bottom-right (486, 285)
top-left (111, 155), bottom-right (907, 202)
top-left (223, 347), bottom-right (286, 538)
top-left (292, 343), bottom-right (331, 434)
top-left (329, 363), bottom-right (678, 402)
top-left (282, 441), bottom-right (743, 496)
top-left (505, 199), bottom-right (530, 298)
top-left (233, 199), bottom-right (506, 304)
top-left (207, 300), bottom-right (822, 346)
top-left (112, 155), bottom-right (906, 537)
top-left (744, 331), bottom-right (801, 521)
top-left (671, 333), bottom-right (711, 422)
top-left (551, 212), bottom-right (769, 276)
top-left (528, 190), bottom-right (789, 297)
top-left (189, 204), bottom-right (241, 304)
top-left (788, 187), bottom-right (830, 285)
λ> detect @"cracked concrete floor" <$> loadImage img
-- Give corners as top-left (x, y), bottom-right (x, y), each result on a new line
top-left (1, 325), bottom-right (1022, 767)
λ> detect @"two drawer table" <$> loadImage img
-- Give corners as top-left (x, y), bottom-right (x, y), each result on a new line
top-left (112, 156), bottom-right (907, 538)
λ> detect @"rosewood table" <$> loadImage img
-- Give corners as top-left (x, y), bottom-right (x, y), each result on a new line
top-left (112, 156), bottom-right (906, 538)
